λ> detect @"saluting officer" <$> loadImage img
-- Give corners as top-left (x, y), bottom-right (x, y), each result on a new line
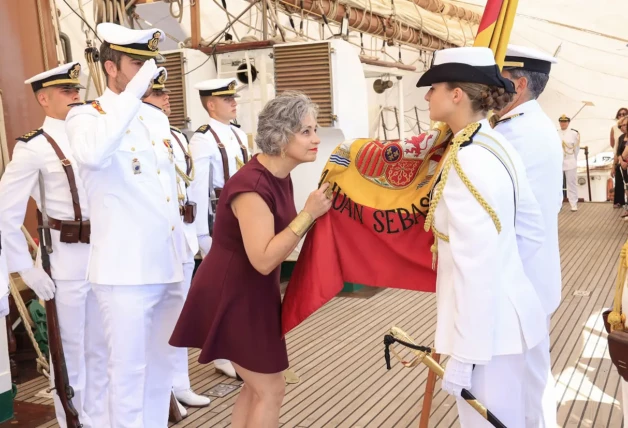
top-left (187, 78), bottom-right (250, 379)
top-left (558, 114), bottom-right (581, 211)
top-left (142, 68), bottom-right (210, 410)
top-left (65, 23), bottom-right (185, 427)
top-left (494, 44), bottom-right (563, 428)
top-left (0, 63), bottom-right (107, 427)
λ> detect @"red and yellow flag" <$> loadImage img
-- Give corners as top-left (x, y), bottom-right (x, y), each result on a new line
top-left (282, 131), bottom-right (450, 334)
top-left (474, 0), bottom-right (519, 67)
top-left (281, 0), bottom-right (519, 335)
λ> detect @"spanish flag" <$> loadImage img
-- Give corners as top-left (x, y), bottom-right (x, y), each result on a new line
top-left (281, 131), bottom-right (448, 335)
top-left (474, 0), bottom-right (519, 66)
top-left (281, 0), bottom-right (519, 335)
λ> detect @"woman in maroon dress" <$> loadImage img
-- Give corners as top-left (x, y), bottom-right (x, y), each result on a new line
top-left (170, 91), bottom-right (332, 427)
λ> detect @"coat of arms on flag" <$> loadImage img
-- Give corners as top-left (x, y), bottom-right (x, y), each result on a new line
top-left (281, 125), bottom-right (452, 335)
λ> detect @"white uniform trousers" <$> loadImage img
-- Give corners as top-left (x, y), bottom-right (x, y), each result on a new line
top-left (51, 280), bottom-right (108, 428)
top-left (172, 260), bottom-right (195, 393)
top-left (524, 317), bottom-right (557, 428)
top-left (456, 353), bottom-right (526, 428)
top-left (93, 282), bottom-right (185, 428)
top-left (564, 169), bottom-right (578, 209)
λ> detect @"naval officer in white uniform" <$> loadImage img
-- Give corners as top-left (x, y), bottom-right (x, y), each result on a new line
top-left (142, 68), bottom-right (211, 411)
top-left (494, 45), bottom-right (563, 428)
top-left (65, 24), bottom-right (185, 427)
top-left (0, 63), bottom-right (108, 427)
top-left (0, 238), bottom-right (8, 318)
top-left (187, 78), bottom-right (250, 379)
top-left (417, 47), bottom-right (547, 427)
top-left (558, 115), bottom-right (580, 211)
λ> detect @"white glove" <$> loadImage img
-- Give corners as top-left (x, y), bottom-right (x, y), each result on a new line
top-left (19, 267), bottom-right (55, 301)
top-left (125, 59), bottom-right (157, 99)
top-left (198, 235), bottom-right (212, 258)
top-left (0, 295), bottom-right (9, 318)
top-left (442, 357), bottom-right (473, 398)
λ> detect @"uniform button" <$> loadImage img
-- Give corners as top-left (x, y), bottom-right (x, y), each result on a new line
top-left (157, 169), bottom-right (161, 174)
top-left (131, 147), bottom-right (135, 151)
top-left (171, 226), bottom-right (175, 231)
top-left (167, 197), bottom-right (171, 202)
top-left (126, 130), bottom-right (131, 134)
top-left (152, 141), bottom-right (155, 146)
top-left (139, 116), bottom-right (144, 120)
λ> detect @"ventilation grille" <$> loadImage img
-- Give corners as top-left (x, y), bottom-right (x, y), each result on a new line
top-left (161, 51), bottom-right (188, 130)
top-left (274, 43), bottom-right (334, 127)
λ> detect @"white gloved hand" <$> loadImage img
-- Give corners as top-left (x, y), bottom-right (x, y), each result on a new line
top-left (0, 295), bottom-right (9, 318)
top-left (198, 235), bottom-right (212, 258)
top-left (125, 59), bottom-right (157, 99)
top-left (442, 357), bottom-right (473, 398)
top-left (19, 267), bottom-right (55, 301)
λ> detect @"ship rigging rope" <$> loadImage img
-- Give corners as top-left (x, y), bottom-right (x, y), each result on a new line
top-left (36, 0), bottom-right (49, 69)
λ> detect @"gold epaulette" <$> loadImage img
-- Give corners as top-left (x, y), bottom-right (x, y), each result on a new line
top-left (16, 128), bottom-right (43, 143)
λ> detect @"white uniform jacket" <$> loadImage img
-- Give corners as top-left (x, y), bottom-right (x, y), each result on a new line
top-left (188, 118), bottom-right (249, 237)
top-left (494, 100), bottom-right (564, 315)
top-left (0, 117), bottom-right (90, 280)
top-left (65, 89), bottom-right (183, 286)
top-left (0, 234), bottom-right (9, 298)
top-left (558, 128), bottom-right (580, 171)
top-left (169, 126), bottom-right (199, 263)
top-left (433, 119), bottom-right (547, 364)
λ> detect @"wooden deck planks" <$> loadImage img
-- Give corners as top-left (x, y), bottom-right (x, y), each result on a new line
top-left (22, 202), bottom-right (626, 427)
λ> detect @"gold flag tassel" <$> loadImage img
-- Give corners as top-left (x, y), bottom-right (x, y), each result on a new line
top-left (607, 241), bottom-right (628, 332)
top-left (383, 327), bottom-right (507, 428)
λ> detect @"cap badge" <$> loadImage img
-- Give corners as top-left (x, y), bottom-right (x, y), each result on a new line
top-left (69, 64), bottom-right (81, 80)
top-left (157, 71), bottom-right (166, 85)
top-left (148, 31), bottom-right (161, 52)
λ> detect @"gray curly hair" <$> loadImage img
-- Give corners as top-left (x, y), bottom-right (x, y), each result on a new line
top-left (255, 91), bottom-right (319, 155)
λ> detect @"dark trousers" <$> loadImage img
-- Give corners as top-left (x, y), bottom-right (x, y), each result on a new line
top-left (614, 165), bottom-right (628, 205)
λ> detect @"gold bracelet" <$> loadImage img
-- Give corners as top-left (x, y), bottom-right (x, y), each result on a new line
top-left (288, 211), bottom-right (315, 237)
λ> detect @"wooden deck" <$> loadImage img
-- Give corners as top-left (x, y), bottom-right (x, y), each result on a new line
top-left (20, 202), bottom-right (627, 427)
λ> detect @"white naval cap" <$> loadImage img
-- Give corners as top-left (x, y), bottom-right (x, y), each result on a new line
top-left (97, 22), bottom-right (165, 61)
top-left (24, 62), bottom-right (85, 93)
top-left (416, 47), bottom-right (515, 93)
top-left (503, 45), bottom-right (557, 74)
top-left (194, 78), bottom-right (239, 97)
top-left (151, 67), bottom-right (170, 92)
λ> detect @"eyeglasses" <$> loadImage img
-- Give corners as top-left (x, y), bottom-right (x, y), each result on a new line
top-left (619, 112), bottom-right (628, 117)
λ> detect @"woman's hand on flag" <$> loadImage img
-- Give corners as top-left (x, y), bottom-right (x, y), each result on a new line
top-left (304, 182), bottom-right (333, 219)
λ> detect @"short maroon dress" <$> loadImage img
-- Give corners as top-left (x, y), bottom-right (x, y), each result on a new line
top-left (169, 155), bottom-right (297, 373)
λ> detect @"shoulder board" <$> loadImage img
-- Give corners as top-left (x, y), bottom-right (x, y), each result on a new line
top-left (68, 100), bottom-right (96, 107)
top-left (68, 100), bottom-right (106, 115)
top-left (196, 124), bottom-right (210, 134)
top-left (230, 122), bottom-right (241, 129)
top-left (457, 122), bottom-right (482, 149)
top-left (494, 113), bottom-right (524, 127)
top-left (170, 126), bottom-right (181, 133)
top-left (571, 128), bottom-right (579, 134)
top-left (16, 128), bottom-right (43, 143)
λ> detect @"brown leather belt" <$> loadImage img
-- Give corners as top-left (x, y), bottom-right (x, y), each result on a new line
top-left (46, 216), bottom-right (91, 244)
